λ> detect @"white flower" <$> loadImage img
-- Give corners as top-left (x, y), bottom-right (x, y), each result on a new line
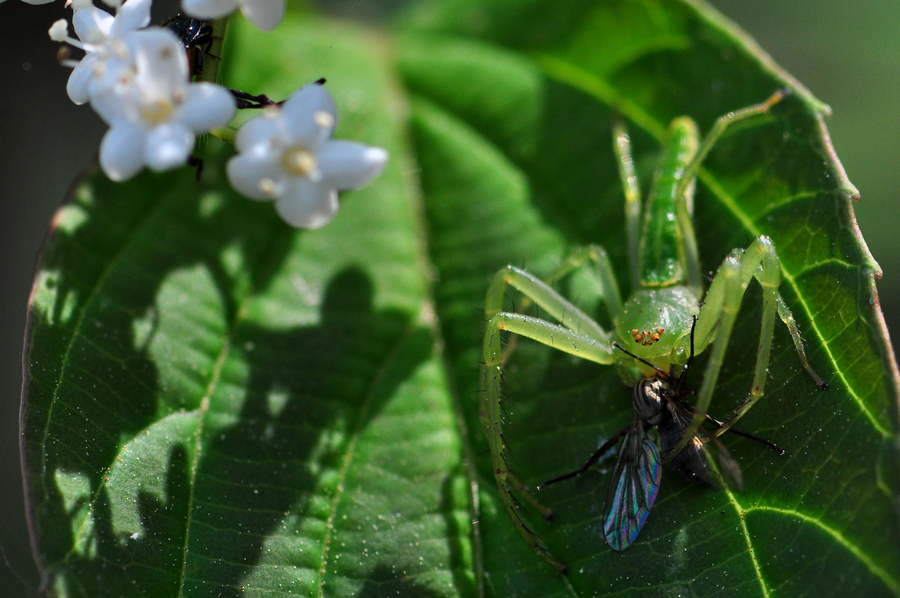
top-left (91, 29), bottom-right (236, 181)
top-left (226, 84), bottom-right (388, 229)
top-left (48, 0), bottom-right (151, 105)
top-left (182, 0), bottom-right (284, 31)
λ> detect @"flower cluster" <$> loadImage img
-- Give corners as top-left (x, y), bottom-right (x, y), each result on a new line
top-left (51, 0), bottom-right (235, 180)
top-left (42, 0), bottom-right (387, 229)
top-left (183, 0), bottom-right (284, 32)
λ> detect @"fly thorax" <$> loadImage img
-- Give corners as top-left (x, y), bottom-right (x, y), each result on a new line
top-left (634, 378), bottom-right (667, 425)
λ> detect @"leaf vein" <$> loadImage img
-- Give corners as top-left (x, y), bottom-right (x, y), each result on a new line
top-left (315, 321), bottom-right (421, 597)
top-left (747, 505), bottom-right (900, 594)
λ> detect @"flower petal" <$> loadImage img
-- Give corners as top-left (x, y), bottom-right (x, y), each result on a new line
top-left (91, 87), bottom-right (129, 125)
top-left (239, 0), bottom-right (285, 31)
top-left (66, 57), bottom-right (97, 105)
top-left (73, 7), bottom-right (114, 44)
top-left (86, 52), bottom-right (139, 121)
top-left (281, 84), bottom-right (336, 148)
top-left (130, 29), bottom-right (189, 98)
top-left (109, 0), bottom-right (152, 37)
top-left (181, 0), bottom-right (239, 20)
top-left (89, 62), bottom-right (143, 125)
top-left (144, 124), bottom-right (194, 171)
top-left (234, 111), bottom-right (283, 152)
top-left (274, 178), bottom-right (338, 229)
top-left (318, 141), bottom-right (388, 190)
top-left (99, 121), bottom-right (145, 181)
top-left (178, 83), bottom-right (236, 133)
top-left (226, 147), bottom-right (284, 200)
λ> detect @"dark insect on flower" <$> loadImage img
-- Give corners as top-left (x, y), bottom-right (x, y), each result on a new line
top-left (162, 14), bottom-right (215, 77)
top-left (161, 15), bottom-right (278, 110)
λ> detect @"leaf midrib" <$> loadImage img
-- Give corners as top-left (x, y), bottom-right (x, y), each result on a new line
top-left (176, 325), bottom-right (234, 597)
top-left (314, 318), bottom-right (426, 596)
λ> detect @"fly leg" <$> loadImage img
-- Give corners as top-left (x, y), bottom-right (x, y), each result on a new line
top-left (537, 424), bottom-right (631, 489)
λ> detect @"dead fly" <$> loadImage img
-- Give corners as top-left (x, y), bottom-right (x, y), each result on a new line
top-left (538, 323), bottom-right (783, 551)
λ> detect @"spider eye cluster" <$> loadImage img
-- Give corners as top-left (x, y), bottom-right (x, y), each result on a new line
top-left (633, 378), bottom-right (668, 425)
top-left (631, 327), bottom-right (664, 346)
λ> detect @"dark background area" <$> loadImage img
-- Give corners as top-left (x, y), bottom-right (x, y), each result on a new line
top-left (1, 0), bottom-right (896, 593)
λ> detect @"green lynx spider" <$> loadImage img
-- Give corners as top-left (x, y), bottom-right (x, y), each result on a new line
top-left (480, 90), bottom-right (827, 571)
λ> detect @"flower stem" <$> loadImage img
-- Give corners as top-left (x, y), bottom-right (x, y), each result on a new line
top-left (199, 17), bottom-right (229, 85)
top-left (210, 126), bottom-right (237, 144)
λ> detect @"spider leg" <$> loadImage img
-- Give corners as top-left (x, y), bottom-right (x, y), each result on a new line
top-left (612, 114), bottom-right (643, 291)
top-left (482, 263), bottom-right (618, 572)
top-left (676, 90), bottom-right (791, 298)
top-left (500, 246), bottom-right (622, 362)
top-left (667, 236), bottom-right (825, 459)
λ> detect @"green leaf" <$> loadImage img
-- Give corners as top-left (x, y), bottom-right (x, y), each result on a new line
top-left (21, 1), bottom-right (900, 597)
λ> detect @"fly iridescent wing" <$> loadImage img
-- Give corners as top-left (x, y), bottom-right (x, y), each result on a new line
top-left (602, 417), bottom-right (662, 551)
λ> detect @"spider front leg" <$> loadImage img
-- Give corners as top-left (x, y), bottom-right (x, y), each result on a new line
top-left (665, 236), bottom-right (826, 458)
top-left (481, 259), bottom-right (619, 572)
top-left (498, 245), bottom-right (624, 363)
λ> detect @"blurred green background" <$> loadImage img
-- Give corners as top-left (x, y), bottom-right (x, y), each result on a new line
top-left (1, 0), bottom-right (896, 592)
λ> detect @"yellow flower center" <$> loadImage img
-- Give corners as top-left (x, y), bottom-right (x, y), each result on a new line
top-left (282, 146), bottom-right (317, 177)
top-left (141, 99), bottom-right (173, 125)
